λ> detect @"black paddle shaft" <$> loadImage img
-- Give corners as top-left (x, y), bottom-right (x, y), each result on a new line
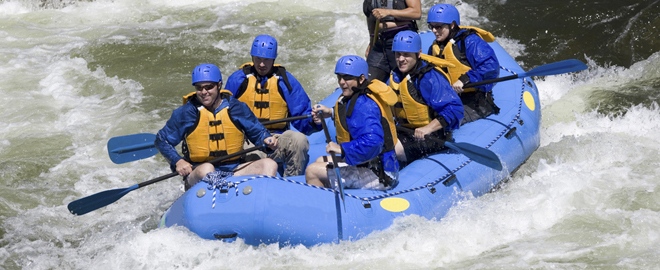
top-left (68, 145), bottom-right (265, 215)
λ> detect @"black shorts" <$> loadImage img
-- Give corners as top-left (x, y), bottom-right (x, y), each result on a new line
top-left (460, 91), bottom-right (500, 125)
top-left (398, 130), bottom-right (447, 162)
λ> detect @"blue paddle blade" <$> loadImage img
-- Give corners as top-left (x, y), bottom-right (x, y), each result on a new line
top-left (67, 184), bottom-right (139, 215)
top-left (520, 59), bottom-right (588, 77)
top-left (107, 133), bottom-right (157, 164)
top-left (445, 141), bottom-right (503, 171)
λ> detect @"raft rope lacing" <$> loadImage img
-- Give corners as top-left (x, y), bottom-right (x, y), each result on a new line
top-left (200, 66), bottom-right (528, 205)
top-left (202, 170), bottom-right (234, 208)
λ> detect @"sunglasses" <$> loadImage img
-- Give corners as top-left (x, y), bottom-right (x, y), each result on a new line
top-left (337, 74), bottom-right (358, 81)
top-left (194, 83), bottom-right (217, 91)
top-left (427, 23), bottom-right (448, 30)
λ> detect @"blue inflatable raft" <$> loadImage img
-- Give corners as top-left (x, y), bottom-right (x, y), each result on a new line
top-left (159, 31), bottom-right (542, 247)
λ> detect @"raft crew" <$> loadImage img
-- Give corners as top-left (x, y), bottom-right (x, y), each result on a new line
top-left (306, 55), bottom-right (399, 190)
top-left (154, 7), bottom-right (502, 188)
top-left (154, 63), bottom-right (278, 190)
top-left (224, 34), bottom-right (319, 177)
top-left (388, 30), bottom-right (464, 164)
top-left (426, 3), bottom-right (500, 124)
top-left (363, 0), bottom-right (422, 83)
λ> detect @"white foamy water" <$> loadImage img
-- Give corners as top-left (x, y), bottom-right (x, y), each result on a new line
top-left (1, 0), bottom-right (659, 269)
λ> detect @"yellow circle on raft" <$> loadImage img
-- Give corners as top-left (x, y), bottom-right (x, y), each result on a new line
top-left (380, 197), bottom-right (410, 212)
top-left (523, 91), bottom-right (536, 111)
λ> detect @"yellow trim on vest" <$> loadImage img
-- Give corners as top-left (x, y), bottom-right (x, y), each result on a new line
top-left (430, 26), bottom-right (495, 93)
top-left (389, 74), bottom-right (433, 129)
top-left (419, 54), bottom-right (453, 82)
top-left (182, 92), bottom-right (245, 163)
top-left (419, 53), bottom-right (456, 69)
top-left (462, 26), bottom-right (495, 42)
top-left (442, 40), bottom-right (473, 91)
top-left (335, 80), bottom-right (397, 150)
top-left (237, 62), bottom-right (289, 130)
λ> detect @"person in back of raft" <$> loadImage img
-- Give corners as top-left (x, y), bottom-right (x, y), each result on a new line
top-left (364, 0), bottom-right (422, 83)
top-left (155, 63), bottom-right (278, 190)
top-left (305, 55), bottom-right (399, 190)
top-left (224, 34), bottom-right (319, 177)
top-left (388, 30), bottom-right (464, 164)
top-left (427, 3), bottom-right (500, 123)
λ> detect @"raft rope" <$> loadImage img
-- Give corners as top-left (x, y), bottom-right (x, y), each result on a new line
top-left (201, 170), bottom-right (234, 208)
top-left (199, 66), bottom-right (529, 205)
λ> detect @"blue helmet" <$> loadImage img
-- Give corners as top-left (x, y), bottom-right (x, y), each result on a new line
top-left (191, 63), bottom-right (222, 85)
top-left (250, 34), bottom-right (278, 59)
top-left (427, 4), bottom-right (460, 25)
top-left (392, 30), bottom-right (422, 53)
top-left (335, 55), bottom-right (369, 79)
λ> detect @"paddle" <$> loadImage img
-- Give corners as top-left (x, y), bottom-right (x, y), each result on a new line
top-left (317, 111), bottom-right (345, 241)
top-left (107, 114), bottom-right (312, 164)
top-left (68, 145), bottom-right (264, 216)
top-left (318, 112), bottom-right (346, 207)
top-left (371, 18), bottom-right (380, 48)
top-left (463, 59), bottom-right (588, 88)
top-left (396, 126), bottom-right (502, 170)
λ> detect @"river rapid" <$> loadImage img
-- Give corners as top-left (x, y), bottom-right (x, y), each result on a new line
top-left (1, 0), bottom-right (659, 269)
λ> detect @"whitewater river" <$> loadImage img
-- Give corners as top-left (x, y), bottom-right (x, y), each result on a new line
top-left (1, 0), bottom-right (659, 269)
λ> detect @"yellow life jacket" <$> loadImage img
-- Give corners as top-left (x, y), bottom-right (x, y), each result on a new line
top-left (389, 62), bottom-right (445, 128)
top-left (335, 80), bottom-right (398, 152)
top-left (235, 62), bottom-right (290, 130)
top-left (430, 26), bottom-right (496, 93)
top-left (181, 91), bottom-right (245, 163)
top-left (418, 53), bottom-right (453, 82)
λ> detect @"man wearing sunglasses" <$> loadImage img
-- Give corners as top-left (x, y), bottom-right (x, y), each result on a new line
top-left (388, 31), bottom-right (464, 164)
top-left (155, 63), bottom-right (278, 190)
top-left (307, 55), bottom-right (399, 190)
top-left (427, 4), bottom-right (500, 124)
top-left (225, 34), bottom-right (319, 177)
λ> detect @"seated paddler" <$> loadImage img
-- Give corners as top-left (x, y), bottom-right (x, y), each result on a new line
top-left (155, 63), bottom-right (278, 190)
top-left (306, 55), bottom-right (399, 190)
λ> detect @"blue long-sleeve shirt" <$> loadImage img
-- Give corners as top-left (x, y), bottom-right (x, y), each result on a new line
top-left (339, 94), bottom-right (398, 173)
top-left (155, 95), bottom-right (272, 168)
top-left (224, 67), bottom-right (320, 135)
top-left (390, 61), bottom-right (464, 131)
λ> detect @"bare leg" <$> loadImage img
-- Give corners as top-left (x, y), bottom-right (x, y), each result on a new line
top-left (394, 139), bottom-right (407, 162)
top-left (233, 158), bottom-right (278, 177)
top-left (305, 158), bottom-right (330, 187)
top-left (186, 163), bottom-right (214, 187)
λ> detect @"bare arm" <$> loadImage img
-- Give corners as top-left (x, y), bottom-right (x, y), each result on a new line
top-left (372, 0), bottom-right (421, 21)
top-left (414, 118), bottom-right (443, 139)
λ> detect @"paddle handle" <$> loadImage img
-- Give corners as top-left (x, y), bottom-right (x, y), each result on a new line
top-left (463, 59), bottom-right (588, 88)
top-left (137, 172), bottom-right (178, 188)
top-left (370, 18), bottom-right (380, 48)
top-left (317, 111), bottom-right (346, 240)
top-left (463, 74), bottom-right (518, 89)
top-left (138, 145), bottom-right (263, 189)
top-left (260, 114), bottom-right (311, 126)
top-left (317, 112), bottom-right (346, 201)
